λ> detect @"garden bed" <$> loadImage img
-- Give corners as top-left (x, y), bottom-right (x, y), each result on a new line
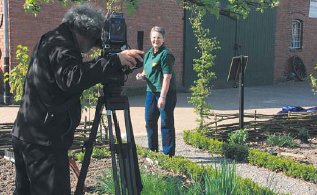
top-left (0, 154), bottom-right (180, 195)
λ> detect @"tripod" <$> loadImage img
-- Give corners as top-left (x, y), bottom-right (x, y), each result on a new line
top-left (74, 83), bottom-right (142, 195)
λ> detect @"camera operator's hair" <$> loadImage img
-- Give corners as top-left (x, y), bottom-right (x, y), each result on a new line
top-left (62, 4), bottom-right (105, 40)
top-left (151, 26), bottom-right (166, 38)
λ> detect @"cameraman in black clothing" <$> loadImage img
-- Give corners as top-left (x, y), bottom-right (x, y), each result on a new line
top-left (11, 4), bottom-right (143, 195)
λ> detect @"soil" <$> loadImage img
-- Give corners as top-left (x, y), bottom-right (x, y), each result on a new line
top-left (0, 154), bottom-right (180, 195)
top-left (248, 137), bottom-right (317, 167)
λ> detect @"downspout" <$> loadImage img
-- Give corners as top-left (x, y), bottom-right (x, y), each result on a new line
top-left (3, 0), bottom-right (10, 104)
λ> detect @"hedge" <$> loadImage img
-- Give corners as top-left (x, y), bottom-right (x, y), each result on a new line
top-left (183, 130), bottom-right (317, 183)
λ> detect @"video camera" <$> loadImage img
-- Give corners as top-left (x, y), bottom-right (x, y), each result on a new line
top-left (101, 12), bottom-right (143, 75)
top-left (75, 13), bottom-right (144, 195)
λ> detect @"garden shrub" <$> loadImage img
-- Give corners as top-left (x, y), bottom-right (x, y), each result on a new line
top-left (137, 146), bottom-right (277, 194)
top-left (228, 128), bottom-right (249, 145)
top-left (183, 130), bottom-right (223, 154)
top-left (69, 147), bottom-right (111, 162)
top-left (297, 128), bottom-right (310, 143)
top-left (266, 134), bottom-right (297, 148)
top-left (186, 130), bottom-right (317, 183)
top-left (248, 148), bottom-right (317, 183)
top-left (223, 143), bottom-right (249, 162)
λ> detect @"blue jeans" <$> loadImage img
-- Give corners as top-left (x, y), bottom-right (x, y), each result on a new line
top-left (145, 90), bottom-right (177, 156)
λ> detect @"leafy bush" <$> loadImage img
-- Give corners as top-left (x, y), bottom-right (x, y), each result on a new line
top-left (70, 147), bottom-right (110, 162)
top-left (72, 151), bottom-right (85, 162)
top-left (4, 45), bottom-right (30, 102)
top-left (137, 146), bottom-right (276, 194)
top-left (266, 134), bottom-right (297, 148)
top-left (91, 147), bottom-right (111, 159)
top-left (185, 130), bottom-right (317, 184)
top-left (297, 128), bottom-right (310, 143)
top-left (183, 130), bottom-right (223, 154)
top-left (223, 143), bottom-right (249, 162)
top-left (248, 148), bottom-right (317, 183)
top-left (228, 129), bottom-right (249, 145)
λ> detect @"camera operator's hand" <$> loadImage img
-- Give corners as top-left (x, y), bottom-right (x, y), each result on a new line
top-left (117, 49), bottom-right (144, 68)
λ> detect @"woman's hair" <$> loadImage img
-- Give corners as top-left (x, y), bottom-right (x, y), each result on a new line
top-left (150, 26), bottom-right (166, 37)
top-left (62, 4), bottom-right (105, 40)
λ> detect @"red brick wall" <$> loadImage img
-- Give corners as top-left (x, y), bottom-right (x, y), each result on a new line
top-left (0, 0), bottom-right (184, 91)
top-left (7, 1), bottom-right (68, 70)
top-left (0, 0), bottom-right (4, 85)
top-left (274, 0), bottom-right (317, 82)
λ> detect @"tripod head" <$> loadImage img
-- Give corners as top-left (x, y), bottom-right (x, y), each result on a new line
top-left (101, 70), bottom-right (130, 111)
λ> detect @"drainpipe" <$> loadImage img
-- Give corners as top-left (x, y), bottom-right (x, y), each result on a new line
top-left (3, 0), bottom-right (10, 104)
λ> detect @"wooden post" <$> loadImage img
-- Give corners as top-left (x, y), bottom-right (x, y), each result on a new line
top-left (254, 110), bottom-right (257, 131)
top-left (214, 113), bottom-right (218, 132)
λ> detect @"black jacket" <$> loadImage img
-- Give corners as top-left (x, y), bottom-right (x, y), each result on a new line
top-left (12, 23), bottom-right (122, 148)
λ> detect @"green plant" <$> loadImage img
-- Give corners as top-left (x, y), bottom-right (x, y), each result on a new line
top-left (228, 129), bottom-right (249, 145)
top-left (138, 146), bottom-right (277, 194)
top-left (185, 130), bottom-right (317, 184)
top-left (310, 64), bottom-right (317, 94)
top-left (183, 130), bottom-right (223, 154)
top-left (73, 151), bottom-right (85, 162)
top-left (4, 45), bottom-right (30, 102)
top-left (249, 148), bottom-right (317, 183)
top-left (223, 143), bottom-right (249, 162)
top-left (187, 5), bottom-right (219, 128)
top-left (94, 168), bottom-right (202, 194)
top-left (91, 147), bottom-right (111, 159)
top-left (298, 128), bottom-right (310, 143)
top-left (266, 134), bottom-right (297, 148)
top-left (71, 147), bottom-right (111, 162)
top-left (204, 160), bottom-right (238, 195)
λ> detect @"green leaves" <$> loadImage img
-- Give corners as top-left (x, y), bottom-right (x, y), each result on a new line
top-left (6, 45), bottom-right (30, 102)
top-left (228, 128), bottom-right (249, 145)
top-left (310, 64), bottom-right (317, 94)
top-left (23, 0), bottom-right (140, 15)
top-left (187, 5), bottom-right (219, 128)
top-left (185, 0), bottom-right (279, 19)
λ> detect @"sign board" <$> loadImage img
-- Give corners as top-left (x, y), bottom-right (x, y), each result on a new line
top-left (309, 0), bottom-right (317, 18)
top-left (227, 56), bottom-right (248, 82)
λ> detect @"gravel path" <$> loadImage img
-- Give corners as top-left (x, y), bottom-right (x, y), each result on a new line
top-left (134, 133), bottom-right (317, 195)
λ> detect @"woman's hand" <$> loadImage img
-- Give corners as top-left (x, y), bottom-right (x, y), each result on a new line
top-left (157, 96), bottom-right (166, 109)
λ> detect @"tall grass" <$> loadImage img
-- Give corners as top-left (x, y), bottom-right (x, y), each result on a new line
top-left (266, 134), bottom-right (297, 148)
top-left (93, 169), bottom-right (202, 194)
top-left (204, 160), bottom-right (237, 195)
top-left (92, 161), bottom-right (278, 195)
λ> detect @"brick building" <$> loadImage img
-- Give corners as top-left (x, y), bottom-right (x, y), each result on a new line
top-left (1, 0), bottom-right (317, 102)
top-left (274, 0), bottom-right (317, 82)
top-left (0, 0), bottom-right (184, 101)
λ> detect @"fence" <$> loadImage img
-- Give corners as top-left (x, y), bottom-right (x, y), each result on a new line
top-left (204, 111), bottom-right (317, 141)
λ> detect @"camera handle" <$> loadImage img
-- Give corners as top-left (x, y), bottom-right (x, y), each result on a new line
top-left (74, 86), bottom-right (142, 195)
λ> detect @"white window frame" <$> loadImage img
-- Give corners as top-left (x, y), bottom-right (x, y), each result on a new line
top-left (290, 19), bottom-right (303, 49)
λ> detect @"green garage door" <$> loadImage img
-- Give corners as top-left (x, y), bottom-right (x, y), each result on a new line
top-left (183, 8), bottom-right (277, 89)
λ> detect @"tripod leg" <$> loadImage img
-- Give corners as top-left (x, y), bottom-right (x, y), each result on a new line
top-left (112, 111), bottom-right (128, 195)
top-left (107, 110), bottom-right (121, 195)
top-left (124, 109), bottom-right (142, 195)
top-left (75, 97), bottom-right (104, 195)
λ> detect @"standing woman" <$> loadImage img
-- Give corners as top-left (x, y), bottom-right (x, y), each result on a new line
top-left (136, 26), bottom-right (177, 157)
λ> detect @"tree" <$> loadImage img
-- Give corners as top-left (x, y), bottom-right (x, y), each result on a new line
top-left (187, 5), bottom-right (219, 129)
top-left (23, 0), bottom-right (279, 18)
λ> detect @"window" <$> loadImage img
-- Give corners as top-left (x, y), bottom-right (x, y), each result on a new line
top-left (290, 19), bottom-right (303, 49)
